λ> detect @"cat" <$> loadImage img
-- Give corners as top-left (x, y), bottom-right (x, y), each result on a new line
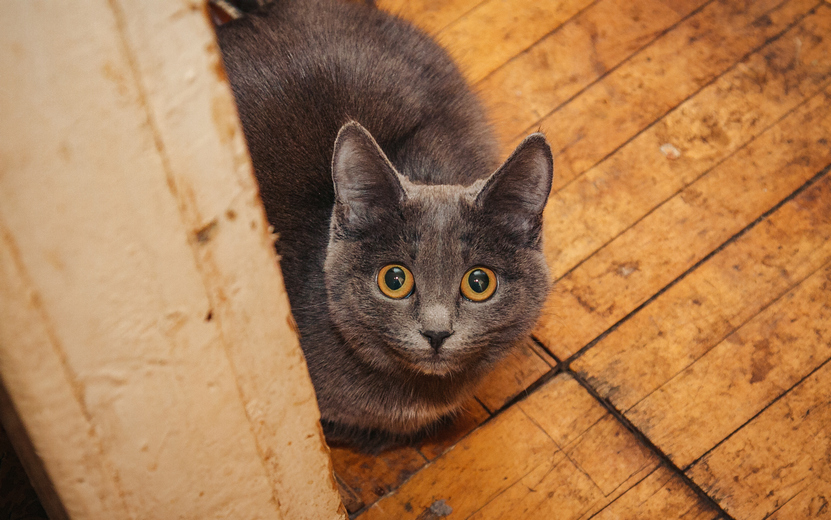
top-left (215, 0), bottom-right (553, 451)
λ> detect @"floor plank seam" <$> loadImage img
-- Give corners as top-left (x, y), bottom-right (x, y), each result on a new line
top-left (757, 476), bottom-right (822, 519)
top-left (506, 0), bottom-right (716, 141)
top-left (682, 353), bottom-right (831, 474)
top-left (566, 369), bottom-right (739, 520)
top-left (625, 253), bottom-right (831, 417)
top-left (343, 363), bottom-right (562, 518)
top-left (462, 456), bottom-right (561, 520)
top-left (582, 465), bottom-right (664, 519)
top-left (563, 163), bottom-right (831, 367)
top-left (548, 70), bottom-right (831, 292)
top-left (536, 1), bottom-right (821, 200)
top-left (531, 334), bottom-right (563, 364)
top-left (514, 405), bottom-right (614, 500)
top-left (429, 0), bottom-right (490, 36)
top-left (485, 365), bottom-right (562, 416)
top-left (473, 0), bottom-right (604, 86)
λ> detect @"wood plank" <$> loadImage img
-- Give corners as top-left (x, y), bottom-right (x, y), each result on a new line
top-left (377, 0), bottom-right (482, 35)
top-left (571, 171), bottom-right (831, 412)
top-left (586, 465), bottom-right (718, 520)
top-left (562, 415), bottom-right (655, 495)
top-left (101, 2), bottom-right (346, 517)
top-left (479, 0), bottom-right (701, 148)
top-left (516, 372), bottom-right (607, 448)
top-left (458, 374), bottom-right (662, 519)
top-left (527, 0), bottom-right (816, 189)
top-left (417, 397), bottom-right (491, 461)
top-left (0, 2), bottom-right (344, 518)
top-left (356, 374), bottom-right (716, 520)
top-left (536, 4), bottom-right (831, 287)
top-left (438, 0), bottom-right (594, 84)
top-left (467, 452), bottom-right (604, 520)
top-left (765, 478), bottom-right (831, 519)
top-left (335, 474), bottom-right (365, 515)
top-left (473, 337), bottom-right (554, 413)
top-left (536, 83), bottom-right (831, 359)
top-left (331, 395), bottom-right (491, 513)
top-left (359, 406), bottom-right (559, 520)
top-left (331, 445), bottom-right (426, 512)
top-left (626, 259), bottom-right (831, 469)
top-left (686, 358), bottom-right (831, 519)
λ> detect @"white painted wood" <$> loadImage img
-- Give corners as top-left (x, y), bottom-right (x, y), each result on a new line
top-left (0, 1), bottom-right (345, 518)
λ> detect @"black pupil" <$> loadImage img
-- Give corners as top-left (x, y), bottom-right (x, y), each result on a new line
top-left (385, 267), bottom-right (406, 291)
top-left (468, 269), bottom-right (490, 293)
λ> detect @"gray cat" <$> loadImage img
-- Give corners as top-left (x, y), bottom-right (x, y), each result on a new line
top-left (216, 0), bottom-right (553, 451)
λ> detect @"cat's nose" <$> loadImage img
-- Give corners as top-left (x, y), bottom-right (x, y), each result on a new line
top-left (421, 330), bottom-right (453, 351)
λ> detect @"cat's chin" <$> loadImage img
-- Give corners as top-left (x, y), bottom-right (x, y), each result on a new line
top-left (405, 351), bottom-right (476, 377)
top-left (412, 359), bottom-right (455, 377)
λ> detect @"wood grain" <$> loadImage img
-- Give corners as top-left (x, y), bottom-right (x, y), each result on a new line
top-left (361, 374), bottom-right (688, 520)
top-left (473, 337), bottom-right (554, 412)
top-left (765, 478), bottom-right (831, 519)
top-left (360, 405), bottom-right (558, 520)
top-left (626, 260), bottom-right (831, 468)
top-left (438, 0), bottom-right (593, 84)
top-left (466, 451), bottom-right (604, 520)
top-left (527, 0), bottom-right (816, 188)
top-left (331, 445), bottom-right (426, 513)
top-left (417, 397), bottom-right (491, 461)
top-left (0, 2), bottom-right (345, 518)
top-left (687, 359), bottom-right (831, 519)
top-left (572, 171), bottom-right (831, 412)
top-left (479, 0), bottom-right (700, 148)
top-left (536, 5), bottom-right (831, 289)
top-left (587, 465), bottom-right (718, 520)
top-left (377, 0), bottom-right (482, 35)
top-left (537, 82), bottom-right (831, 359)
top-left (427, 375), bottom-right (710, 520)
top-left (335, 473), bottom-right (365, 514)
top-left (516, 372), bottom-right (607, 448)
top-left (561, 415), bottom-right (655, 495)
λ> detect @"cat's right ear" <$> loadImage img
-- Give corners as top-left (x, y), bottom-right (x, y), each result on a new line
top-left (331, 121), bottom-right (406, 228)
top-left (475, 133), bottom-right (553, 237)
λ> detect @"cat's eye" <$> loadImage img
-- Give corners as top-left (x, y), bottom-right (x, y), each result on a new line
top-left (378, 264), bottom-right (415, 299)
top-left (461, 267), bottom-right (497, 302)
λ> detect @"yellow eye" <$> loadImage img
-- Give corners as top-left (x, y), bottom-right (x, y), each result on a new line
top-left (461, 267), bottom-right (497, 302)
top-left (378, 264), bottom-right (415, 299)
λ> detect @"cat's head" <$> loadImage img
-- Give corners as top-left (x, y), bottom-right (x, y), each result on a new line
top-left (324, 122), bottom-right (553, 378)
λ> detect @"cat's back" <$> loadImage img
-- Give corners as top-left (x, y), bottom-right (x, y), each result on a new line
top-left (216, 0), bottom-right (497, 198)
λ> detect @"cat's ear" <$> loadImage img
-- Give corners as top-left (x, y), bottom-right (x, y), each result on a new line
top-left (331, 121), bottom-right (405, 227)
top-left (475, 133), bottom-right (553, 235)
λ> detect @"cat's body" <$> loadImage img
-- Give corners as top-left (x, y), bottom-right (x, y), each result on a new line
top-left (217, 0), bottom-right (553, 450)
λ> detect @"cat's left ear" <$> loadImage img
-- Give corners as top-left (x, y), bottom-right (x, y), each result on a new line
top-left (331, 121), bottom-right (406, 228)
top-left (475, 133), bottom-right (553, 235)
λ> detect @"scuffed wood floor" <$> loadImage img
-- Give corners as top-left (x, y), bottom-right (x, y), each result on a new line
top-left (334, 0), bottom-right (831, 518)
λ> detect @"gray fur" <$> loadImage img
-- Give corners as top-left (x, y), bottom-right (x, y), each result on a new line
top-left (216, 0), bottom-right (553, 450)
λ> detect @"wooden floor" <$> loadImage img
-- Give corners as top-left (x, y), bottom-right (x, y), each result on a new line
top-left (1, 0), bottom-right (830, 518)
top-left (333, 0), bottom-right (831, 518)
